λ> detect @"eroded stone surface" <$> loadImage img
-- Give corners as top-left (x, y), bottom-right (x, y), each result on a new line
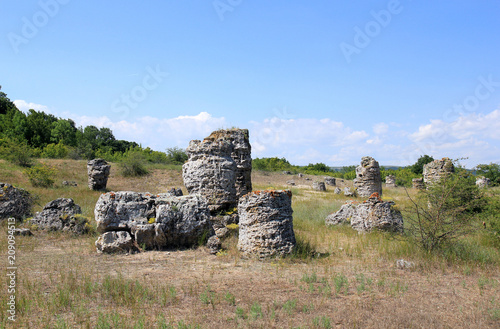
top-left (350, 193), bottom-right (403, 233)
top-left (87, 159), bottom-right (111, 190)
top-left (423, 158), bottom-right (454, 185)
top-left (0, 183), bottom-right (32, 220)
top-left (385, 175), bottom-right (396, 188)
top-left (325, 201), bottom-right (355, 225)
top-left (312, 181), bottom-right (326, 191)
top-left (324, 177), bottom-right (336, 186)
top-left (31, 198), bottom-right (88, 234)
top-left (95, 231), bottom-right (140, 254)
top-left (343, 187), bottom-right (356, 197)
top-left (238, 190), bottom-right (296, 258)
top-left (353, 157), bottom-right (382, 197)
top-left (476, 176), bottom-right (491, 188)
top-left (412, 178), bottom-right (425, 189)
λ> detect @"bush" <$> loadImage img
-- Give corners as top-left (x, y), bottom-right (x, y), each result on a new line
top-left (404, 171), bottom-right (487, 251)
top-left (25, 163), bottom-right (56, 187)
top-left (0, 139), bottom-right (34, 167)
top-left (120, 151), bottom-right (149, 177)
top-left (165, 147), bottom-right (188, 165)
top-left (42, 143), bottom-right (69, 159)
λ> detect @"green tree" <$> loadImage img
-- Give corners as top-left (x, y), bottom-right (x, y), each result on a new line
top-left (410, 155), bottom-right (434, 175)
top-left (51, 119), bottom-right (77, 146)
top-left (166, 147), bottom-right (188, 165)
top-left (0, 86), bottom-right (16, 115)
top-left (475, 163), bottom-right (500, 186)
top-left (25, 109), bottom-right (58, 148)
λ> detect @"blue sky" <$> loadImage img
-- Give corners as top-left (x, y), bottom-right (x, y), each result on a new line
top-left (2, 1), bottom-right (500, 168)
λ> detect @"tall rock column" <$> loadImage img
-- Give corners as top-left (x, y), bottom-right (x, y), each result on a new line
top-left (423, 158), bottom-right (454, 186)
top-left (353, 156), bottom-right (382, 197)
top-left (87, 159), bottom-right (111, 190)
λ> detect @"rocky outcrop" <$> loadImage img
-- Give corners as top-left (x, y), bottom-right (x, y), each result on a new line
top-left (95, 231), bottom-right (140, 254)
top-left (167, 188), bottom-right (183, 196)
top-left (334, 187), bottom-right (341, 194)
top-left (412, 178), bottom-right (425, 189)
top-left (324, 177), bottom-right (336, 186)
top-left (238, 190), bottom-right (296, 258)
top-left (0, 183), bottom-right (32, 220)
top-left (385, 175), bottom-right (396, 188)
top-left (353, 157), bottom-right (382, 197)
top-left (350, 193), bottom-right (403, 233)
top-left (326, 193), bottom-right (403, 233)
top-left (312, 181), bottom-right (326, 191)
top-left (94, 192), bottom-right (212, 251)
top-left (343, 187), bottom-right (356, 197)
top-left (87, 159), bottom-right (111, 190)
top-left (476, 176), bottom-right (491, 188)
top-left (31, 198), bottom-right (89, 234)
top-left (325, 201), bottom-right (356, 225)
top-left (423, 158), bottom-right (454, 185)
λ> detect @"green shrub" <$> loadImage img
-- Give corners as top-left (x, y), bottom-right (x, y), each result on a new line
top-left (42, 143), bottom-right (69, 159)
top-left (404, 171), bottom-right (487, 251)
top-left (120, 151), bottom-right (149, 177)
top-left (0, 138), bottom-right (34, 167)
top-left (25, 163), bottom-right (56, 187)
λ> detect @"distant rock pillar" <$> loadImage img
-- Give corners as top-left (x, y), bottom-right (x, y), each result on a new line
top-left (423, 158), bottom-right (454, 186)
top-left (385, 175), bottom-right (396, 188)
top-left (412, 178), bottom-right (425, 189)
top-left (87, 159), bottom-right (111, 190)
top-left (353, 156), bottom-right (382, 197)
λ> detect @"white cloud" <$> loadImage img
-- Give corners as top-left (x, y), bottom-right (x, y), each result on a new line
top-left (373, 122), bottom-right (389, 135)
top-left (13, 100), bottom-right (51, 114)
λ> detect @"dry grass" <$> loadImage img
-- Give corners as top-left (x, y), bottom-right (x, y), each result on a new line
top-left (0, 160), bottom-right (499, 328)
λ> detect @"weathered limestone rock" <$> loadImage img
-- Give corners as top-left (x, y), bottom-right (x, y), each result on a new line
top-left (297, 173), bottom-right (304, 178)
top-left (283, 171), bottom-right (292, 175)
top-left (476, 176), bottom-right (491, 188)
top-left (412, 178), bottom-right (425, 189)
top-left (343, 187), bottom-right (356, 197)
top-left (94, 192), bottom-right (212, 250)
top-left (95, 231), bottom-right (140, 254)
top-left (350, 193), bottom-right (403, 233)
top-left (325, 201), bottom-right (356, 225)
top-left (238, 190), bottom-right (296, 258)
top-left (312, 181), bottom-right (326, 191)
top-left (353, 157), bottom-right (382, 197)
top-left (167, 188), bottom-right (183, 196)
top-left (31, 198), bottom-right (89, 234)
top-left (13, 228), bottom-right (33, 236)
top-left (206, 235), bottom-right (221, 254)
top-left (286, 180), bottom-right (296, 186)
top-left (87, 159), bottom-right (111, 190)
top-left (0, 183), bottom-right (32, 220)
top-left (423, 158), bottom-right (454, 185)
top-left (324, 177), bottom-right (336, 186)
top-left (182, 138), bottom-right (237, 212)
top-left (385, 175), bottom-right (396, 188)
top-left (334, 187), bottom-right (341, 194)
top-left (62, 181), bottom-right (78, 187)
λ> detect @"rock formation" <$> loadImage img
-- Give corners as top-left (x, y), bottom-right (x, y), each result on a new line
top-left (343, 187), bottom-right (356, 197)
top-left (312, 181), bottom-right (326, 191)
top-left (423, 158), bottom-right (454, 185)
top-left (326, 193), bottom-right (403, 233)
top-left (87, 159), bottom-right (111, 190)
top-left (182, 129), bottom-right (252, 213)
top-left (385, 175), bottom-right (396, 188)
top-left (476, 176), bottom-right (491, 188)
top-left (353, 156), bottom-right (382, 197)
top-left (0, 183), bottom-right (32, 220)
top-left (30, 198), bottom-right (89, 234)
top-left (238, 190), bottom-right (296, 258)
top-left (324, 177), bottom-right (336, 186)
top-left (412, 178), bottom-right (425, 189)
top-left (94, 192), bottom-right (212, 251)
top-left (96, 231), bottom-right (140, 254)
top-left (334, 187), bottom-right (341, 194)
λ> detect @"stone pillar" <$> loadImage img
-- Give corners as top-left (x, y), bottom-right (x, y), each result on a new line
top-left (324, 177), bottom-right (336, 186)
top-left (312, 181), bottom-right (326, 191)
top-left (423, 158), bottom-right (454, 186)
top-left (87, 159), bottom-right (111, 190)
top-left (385, 175), bottom-right (396, 188)
top-left (412, 178), bottom-right (425, 189)
top-left (238, 190), bottom-right (296, 258)
top-left (353, 156), bottom-right (382, 197)
top-left (476, 176), bottom-right (491, 188)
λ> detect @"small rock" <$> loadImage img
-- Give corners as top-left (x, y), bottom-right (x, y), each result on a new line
top-left (167, 187), bottom-right (183, 196)
top-left (312, 181), bottom-right (326, 191)
top-left (324, 177), bottom-right (336, 186)
top-left (343, 187), bottom-right (356, 197)
top-left (283, 171), bottom-right (292, 175)
top-left (62, 181), bottom-right (78, 187)
top-left (206, 235), bottom-right (221, 254)
top-left (95, 231), bottom-right (140, 254)
top-left (286, 180), bottom-right (296, 186)
top-left (13, 228), bottom-right (33, 236)
top-left (334, 187), bottom-right (341, 194)
top-left (396, 259), bottom-right (415, 269)
top-left (297, 173), bottom-right (304, 178)
top-left (0, 183), bottom-right (32, 220)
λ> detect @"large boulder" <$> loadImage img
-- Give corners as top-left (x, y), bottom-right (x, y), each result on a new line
top-left (312, 181), bottom-right (326, 191)
top-left (31, 198), bottom-right (88, 234)
top-left (325, 201), bottom-right (356, 225)
top-left (0, 183), bottom-right (32, 220)
top-left (238, 190), bottom-right (296, 258)
top-left (350, 193), bottom-right (403, 233)
top-left (324, 177), bottom-right (336, 186)
top-left (87, 159), bottom-right (111, 190)
top-left (353, 156), bottom-right (382, 197)
top-left (182, 129), bottom-right (252, 213)
top-left (94, 192), bottom-right (212, 250)
top-left (95, 231), bottom-right (140, 254)
top-left (423, 158), bottom-right (454, 186)
top-left (476, 176), bottom-right (491, 188)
